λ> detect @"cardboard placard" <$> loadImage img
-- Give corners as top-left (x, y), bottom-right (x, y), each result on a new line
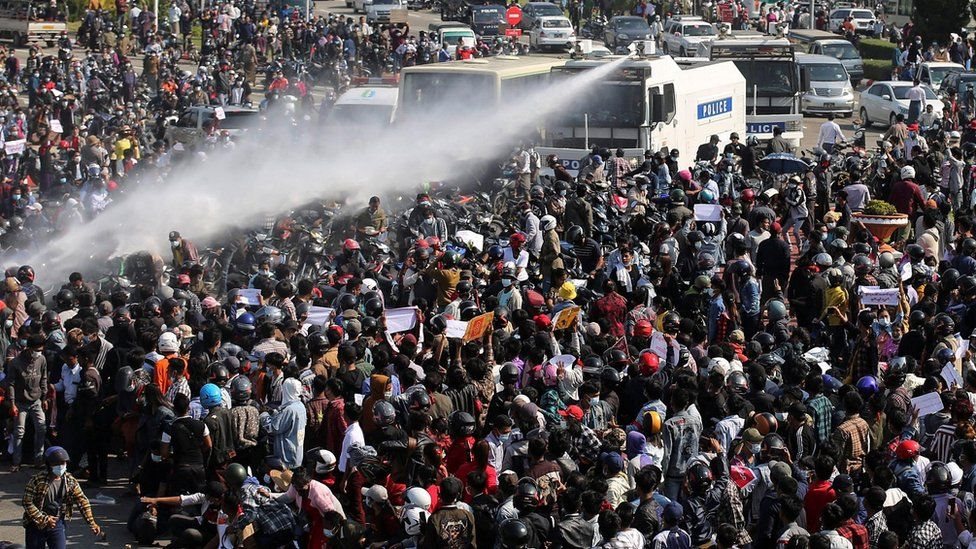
top-left (858, 287), bottom-right (900, 307)
top-left (553, 306), bottom-right (580, 330)
top-left (911, 392), bottom-right (944, 417)
top-left (463, 311), bottom-right (494, 342)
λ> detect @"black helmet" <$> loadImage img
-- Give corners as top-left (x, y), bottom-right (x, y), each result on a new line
top-left (726, 370), bottom-right (749, 394)
top-left (885, 356), bottom-right (911, 383)
top-left (230, 375), bottom-right (252, 403)
top-left (662, 314), bottom-right (681, 334)
top-left (606, 348), bottom-right (629, 369)
top-left (926, 461), bottom-right (951, 493)
top-left (908, 309), bottom-right (927, 329)
top-left (308, 332), bottom-right (329, 354)
top-left (582, 355), bottom-right (604, 375)
top-left (456, 280), bottom-right (473, 296)
top-left (337, 293), bottom-right (358, 312)
top-left (373, 400), bottom-right (396, 427)
top-left (459, 300), bottom-right (480, 321)
top-left (500, 362), bottom-right (520, 384)
top-left (55, 288), bottom-right (75, 309)
top-left (449, 411), bottom-right (476, 436)
top-left (963, 238), bottom-right (976, 256)
top-left (942, 268), bottom-right (961, 291)
top-left (935, 313), bottom-right (956, 336)
top-left (601, 367), bottom-right (622, 386)
top-left (499, 519), bottom-right (531, 549)
top-left (408, 390), bottom-right (431, 411)
top-left (225, 463), bottom-right (248, 487)
top-left (960, 275), bottom-right (976, 297)
top-left (364, 297), bottom-right (384, 317)
top-left (852, 254), bottom-right (872, 275)
top-left (429, 314), bottom-right (448, 335)
top-left (753, 332), bottom-right (775, 352)
top-left (361, 316), bottom-right (379, 334)
top-left (851, 241), bottom-right (872, 255)
top-left (209, 363), bottom-right (230, 386)
top-left (415, 247), bottom-right (431, 261)
top-left (44, 445), bottom-right (69, 465)
top-left (566, 225), bottom-right (584, 244)
top-left (514, 481), bottom-right (539, 510)
top-left (686, 462), bottom-right (713, 493)
top-left (669, 188), bottom-right (686, 204)
top-left (274, 279), bottom-right (296, 298)
top-left (16, 265), bottom-right (34, 283)
top-left (906, 243), bottom-right (925, 261)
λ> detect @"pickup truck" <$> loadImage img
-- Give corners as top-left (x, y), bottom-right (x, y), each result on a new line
top-left (164, 105), bottom-right (260, 146)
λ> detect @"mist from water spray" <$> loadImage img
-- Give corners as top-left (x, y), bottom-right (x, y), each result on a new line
top-left (19, 54), bottom-right (631, 284)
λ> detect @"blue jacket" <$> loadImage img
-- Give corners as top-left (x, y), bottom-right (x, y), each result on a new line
top-left (260, 378), bottom-right (307, 469)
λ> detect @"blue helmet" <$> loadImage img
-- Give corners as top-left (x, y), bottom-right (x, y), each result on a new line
top-left (235, 312), bottom-right (256, 332)
top-left (856, 376), bottom-right (879, 397)
top-left (200, 383), bottom-right (223, 408)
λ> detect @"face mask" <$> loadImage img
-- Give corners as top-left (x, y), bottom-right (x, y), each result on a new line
top-left (559, 190), bottom-right (567, 197)
top-left (498, 433), bottom-right (511, 444)
top-left (589, 397), bottom-right (600, 407)
top-left (51, 464), bottom-right (66, 476)
top-left (750, 443), bottom-right (762, 455)
top-left (259, 269), bottom-right (271, 276)
top-left (11, 194), bottom-right (19, 200)
top-left (501, 278), bottom-right (512, 287)
top-left (170, 240), bottom-right (180, 248)
top-left (324, 528), bottom-right (336, 539)
top-left (264, 474), bottom-right (272, 484)
top-left (384, 390), bottom-right (393, 399)
top-left (150, 453), bottom-right (162, 463)
top-left (775, 412), bottom-right (787, 422)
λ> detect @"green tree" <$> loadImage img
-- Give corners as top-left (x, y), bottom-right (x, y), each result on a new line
top-left (913, 0), bottom-right (970, 42)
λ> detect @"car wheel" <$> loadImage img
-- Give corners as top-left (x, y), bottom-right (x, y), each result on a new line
top-left (889, 112), bottom-right (898, 127)
top-left (859, 107), bottom-right (871, 127)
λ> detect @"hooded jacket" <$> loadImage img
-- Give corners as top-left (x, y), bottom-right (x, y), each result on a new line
top-left (360, 374), bottom-right (391, 435)
top-left (261, 378), bottom-right (307, 469)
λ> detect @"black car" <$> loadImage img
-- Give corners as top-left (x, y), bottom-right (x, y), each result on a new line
top-left (466, 4), bottom-right (506, 38)
top-left (604, 16), bottom-right (651, 50)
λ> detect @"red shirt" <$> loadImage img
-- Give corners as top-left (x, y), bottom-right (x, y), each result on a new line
top-left (887, 179), bottom-right (925, 215)
top-left (455, 462), bottom-right (498, 502)
top-left (804, 479), bottom-right (837, 533)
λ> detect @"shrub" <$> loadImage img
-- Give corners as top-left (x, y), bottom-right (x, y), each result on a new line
top-left (863, 200), bottom-right (899, 216)
top-left (863, 59), bottom-right (891, 81)
top-left (858, 38), bottom-right (896, 61)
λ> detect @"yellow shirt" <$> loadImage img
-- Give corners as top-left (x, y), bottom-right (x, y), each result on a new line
top-left (113, 137), bottom-right (140, 160)
top-left (823, 286), bottom-right (848, 326)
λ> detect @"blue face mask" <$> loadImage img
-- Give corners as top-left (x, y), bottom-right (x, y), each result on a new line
top-left (750, 444), bottom-right (762, 455)
top-left (497, 432), bottom-right (511, 444)
top-left (590, 397), bottom-right (600, 408)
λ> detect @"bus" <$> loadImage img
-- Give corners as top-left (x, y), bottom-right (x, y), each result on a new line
top-left (696, 37), bottom-right (804, 147)
top-left (397, 55), bottom-right (568, 120)
top-left (537, 54), bottom-right (746, 174)
top-left (0, 0), bottom-right (64, 46)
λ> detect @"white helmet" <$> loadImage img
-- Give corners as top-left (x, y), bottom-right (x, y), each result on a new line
top-left (402, 506), bottom-right (429, 536)
top-left (540, 215), bottom-right (557, 231)
top-left (707, 357), bottom-right (730, 377)
top-left (362, 278), bottom-right (379, 292)
top-left (404, 487), bottom-right (432, 511)
top-left (314, 449), bottom-right (337, 474)
top-left (900, 165), bottom-right (916, 180)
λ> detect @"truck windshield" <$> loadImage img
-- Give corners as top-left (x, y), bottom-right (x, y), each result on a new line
top-left (732, 59), bottom-right (796, 95)
top-left (559, 82), bottom-right (645, 127)
top-left (472, 8), bottom-right (502, 22)
top-left (401, 72), bottom-right (495, 112)
top-left (821, 43), bottom-right (859, 60)
top-left (328, 105), bottom-right (395, 126)
top-left (805, 64), bottom-right (847, 82)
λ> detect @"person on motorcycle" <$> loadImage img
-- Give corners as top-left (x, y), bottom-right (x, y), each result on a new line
top-left (335, 239), bottom-right (367, 275)
top-left (169, 230), bottom-right (199, 268)
top-left (356, 196), bottom-right (387, 238)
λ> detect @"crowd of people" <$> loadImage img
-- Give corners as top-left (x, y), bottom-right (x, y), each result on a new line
top-left (6, 0), bottom-right (976, 548)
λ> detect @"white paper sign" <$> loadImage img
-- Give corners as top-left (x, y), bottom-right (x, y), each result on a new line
top-left (353, 393), bottom-right (364, 405)
top-left (385, 307), bottom-right (418, 334)
top-left (49, 119), bottom-right (63, 133)
top-left (214, 106), bottom-right (226, 120)
top-left (445, 319), bottom-right (468, 339)
top-left (549, 354), bottom-right (577, 368)
top-left (911, 392), bottom-right (945, 417)
top-left (941, 363), bottom-right (963, 388)
top-left (649, 332), bottom-right (668, 359)
top-left (306, 306), bottom-right (335, 327)
top-left (694, 204), bottom-right (723, 222)
top-left (238, 288), bottom-right (261, 306)
top-left (858, 287), bottom-right (900, 307)
top-left (455, 230), bottom-right (484, 253)
top-left (4, 139), bottom-right (25, 155)
top-left (959, 340), bottom-right (970, 361)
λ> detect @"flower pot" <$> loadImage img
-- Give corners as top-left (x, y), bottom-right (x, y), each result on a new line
top-left (853, 212), bottom-right (909, 242)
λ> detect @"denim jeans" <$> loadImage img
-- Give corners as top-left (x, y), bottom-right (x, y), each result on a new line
top-left (25, 518), bottom-right (66, 549)
top-left (13, 399), bottom-right (46, 466)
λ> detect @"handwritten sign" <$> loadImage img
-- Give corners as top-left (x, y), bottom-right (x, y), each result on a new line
top-left (49, 119), bottom-right (63, 133)
top-left (306, 306), bottom-right (335, 327)
top-left (858, 287), bottom-right (900, 307)
top-left (649, 332), bottom-right (668, 359)
top-left (911, 392), bottom-right (944, 417)
top-left (214, 106), bottom-right (226, 120)
top-left (4, 139), bottom-right (25, 155)
top-left (694, 204), bottom-right (723, 222)
top-left (553, 306), bottom-right (580, 330)
top-left (384, 307), bottom-right (418, 333)
top-left (238, 288), bottom-right (261, 306)
top-left (463, 312), bottom-right (494, 342)
top-left (941, 363), bottom-right (963, 388)
top-left (445, 319), bottom-right (468, 339)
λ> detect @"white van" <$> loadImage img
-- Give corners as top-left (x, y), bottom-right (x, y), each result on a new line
top-left (325, 87), bottom-right (399, 129)
top-left (796, 53), bottom-right (854, 117)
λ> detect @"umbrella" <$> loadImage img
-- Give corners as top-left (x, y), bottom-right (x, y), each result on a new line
top-left (757, 153), bottom-right (811, 174)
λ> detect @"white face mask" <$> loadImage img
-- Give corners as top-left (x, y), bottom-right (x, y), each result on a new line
top-left (150, 453), bottom-right (162, 462)
top-left (501, 278), bottom-right (512, 287)
top-left (170, 240), bottom-right (180, 248)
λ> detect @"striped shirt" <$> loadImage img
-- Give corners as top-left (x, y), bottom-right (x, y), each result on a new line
top-left (927, 422), bottom-right (958, 465)
top-left (807, 394), bottom-right (835, 444)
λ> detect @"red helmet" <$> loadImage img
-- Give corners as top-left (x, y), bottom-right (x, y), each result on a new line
top-left (741, 188), bottom-right (756, 203)
top-left (343, 238), bottom-right (360, 251)
top-left (425, 236), bottom-right (441, 250)
top-left (638, 351), bottom-right (660, 376)
top-left (509, 232), bottom-right (526, 246)
top-left (895, 439), bottom-right (921, 460)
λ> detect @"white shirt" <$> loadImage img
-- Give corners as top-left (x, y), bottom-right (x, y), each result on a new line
top-left (817, 120), bottom-right (845, 147)
top-left (168, 5), bottom-right (181, 22)
top-left (907, 85), bottom-right (927, 103)
top-left (339, 421), bottom-right (365, 473)
top-left (54, 363), bottom-right (81, 405)
top-left (502, 248), bottom-right (529, 281)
